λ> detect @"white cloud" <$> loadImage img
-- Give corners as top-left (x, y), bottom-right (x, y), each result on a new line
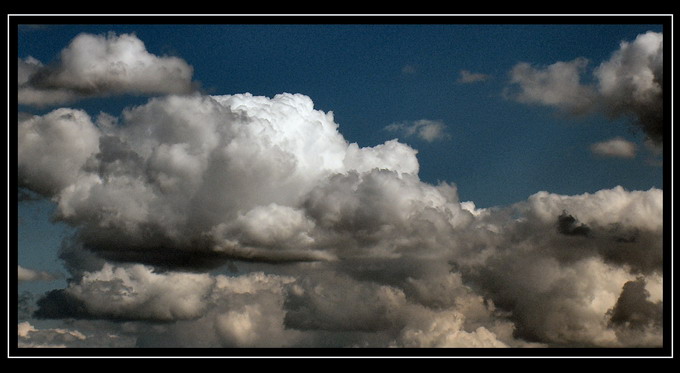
top-left (457, 69), bottom-right (491, 83)
top-left (18, 32), bottom-right (195, 106)
top-left (18, 108), bottom-right (101, 196)
top-left (507, 31), bottom-right (664, 145)
top-left (385, 119), bottom-right (450, 142)
top-left (507, 57), bottom-right (597, 112)
top-left (590, 137), bottom-right (637, 158)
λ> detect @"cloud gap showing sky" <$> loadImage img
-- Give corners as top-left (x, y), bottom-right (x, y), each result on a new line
top-left (13, 24), bottom-right (666, 352)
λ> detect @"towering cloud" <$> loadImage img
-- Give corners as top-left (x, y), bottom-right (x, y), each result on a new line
top-left (507, 31), bottom-right (664, 145)
top-left (18, 32), bottom-right (195, 106)
top-left (17, 31), bottom-right (664, 349)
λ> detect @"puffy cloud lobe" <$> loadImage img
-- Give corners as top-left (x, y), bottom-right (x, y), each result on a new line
top-left (507, 31), bottom-right (664, 145)
top-left (594, 31), bottom-right (663, 144)
top-left (456, 187), bottom-right (663, 346)
top-left (18, 109), bottom-right (101, 197)
top-left (18, 32), bottom-right (194, 106)
top-left (590, 137), bottom-right (637, 158)
top-left (384, 119), bottom-right (450, 142)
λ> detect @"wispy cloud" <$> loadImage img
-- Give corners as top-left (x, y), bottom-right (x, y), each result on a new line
top-left (457, 69), bottom-right (491, 83)
top-left (385, 119), bottom-right (450, 142)
top-left (18, 265), bottom-right (59, 283)
top-left (401, 64), bottom-right (417, 74)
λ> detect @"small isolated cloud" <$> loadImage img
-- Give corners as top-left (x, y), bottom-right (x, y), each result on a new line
top-left (401, 64), bottom-right (417, 74)
top-left (18, 32), bottom-right (195, 107)
top-left (506, 31), bottom-right (663, 146)
top-left (385, 119), bottom-right (450, 142)
top-left (18, 265), bottom-right (59, 283)
top-left (457, 70), bottom-right (491, 83)
top-left (507, 57), bottom-right (597, 112)
top-left (590, 137), bottom-right (637, 158)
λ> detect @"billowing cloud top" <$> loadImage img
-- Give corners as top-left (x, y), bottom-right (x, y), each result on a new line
top-left (18, 32), bottom-right (195, 106)
top-left (19, 92), bottom-right (424, 268)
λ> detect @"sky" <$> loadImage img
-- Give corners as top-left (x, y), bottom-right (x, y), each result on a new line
top-left (11, 16), bottom-right (668, 353)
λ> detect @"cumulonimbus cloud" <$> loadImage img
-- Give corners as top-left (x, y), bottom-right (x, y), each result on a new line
top-left (18, 32), bottom-right (195, 106)
top-left (506, 31), bottom-right (663, 145)
top-left (18, 32), bottom-right (664, 349)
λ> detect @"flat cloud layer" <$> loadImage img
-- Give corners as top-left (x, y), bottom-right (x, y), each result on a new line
top-left (17, 31), bottom-right (664, 349)
top-left (18, 32), bottom-right (194, 106)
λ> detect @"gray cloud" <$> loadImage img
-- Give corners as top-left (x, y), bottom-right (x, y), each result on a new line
top-left (607, 277), bottom-right (662, 330)
top-left (556, 211), bottom-right (591, 237)
top-left (507, 31), bottom-right (664, 145)
top-left (18, 32), bottom-right (195, 106)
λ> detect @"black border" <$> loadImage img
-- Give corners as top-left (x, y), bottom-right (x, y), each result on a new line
top-left (7, 13), bottom-right (674, 359)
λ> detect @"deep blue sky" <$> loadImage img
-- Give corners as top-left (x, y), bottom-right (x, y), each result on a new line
top-left (16, 19), bottom-right (665, 285)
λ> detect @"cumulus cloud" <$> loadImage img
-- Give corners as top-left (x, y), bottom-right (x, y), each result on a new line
top-left (18, 32), bottom-right (195, 106)
top-left (18, 265), bottom-right (59, 283)
top-left (385, 119), bottom-right (450, 142)
top-left (21, 89), bottom-right (662, 348)
top-left (506, 31), bottom-right (664, 145)
top-left (507, 57), bottom-right (597, 112)
top-left (18, 32), bottom-right (664, 349)
top-left (457, 69), bottom-right (491, 83)
top-left (590, 137), bottom-right (638, 158)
